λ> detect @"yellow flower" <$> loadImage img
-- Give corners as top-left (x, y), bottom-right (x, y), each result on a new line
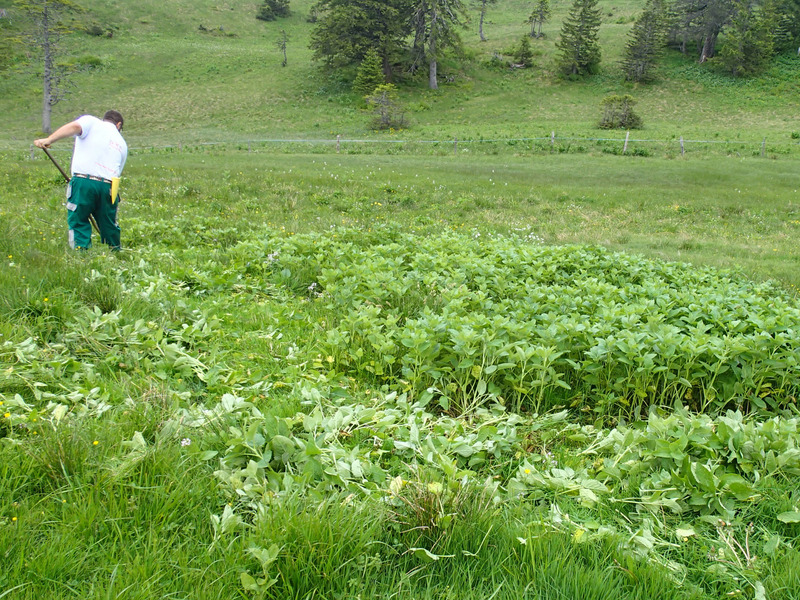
top-left (11, 517), bottom-right (17, 522)
top-left (93, 440), bottom-right (99, 446)
top-left (524, 468), bottom-right (531, 474)
top-left (3, 412), bottom-right (10, 418)
top-left (44, 298), bottom-right (48, 302)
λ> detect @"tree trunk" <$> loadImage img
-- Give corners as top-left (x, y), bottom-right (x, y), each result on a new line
top-left (428, 8), bottom-right (438, 89)
top-left (41, 2), bottom-right (53, 134)
top-left (382, 52), bottom-right (392, 81)
top-left (479, 0), bottom-right (486, 41)
top-left (699, 31), bottom-right (718, 62)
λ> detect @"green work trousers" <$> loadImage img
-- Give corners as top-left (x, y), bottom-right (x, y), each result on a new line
top-left (66, 176), bottom-right (121, 250)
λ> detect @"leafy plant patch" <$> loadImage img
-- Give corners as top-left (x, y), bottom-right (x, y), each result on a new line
top-left (248, 226), bottom-right (800, 419)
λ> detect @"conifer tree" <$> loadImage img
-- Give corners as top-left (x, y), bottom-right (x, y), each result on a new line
top-left (669, 0), bottom-right (736, 61)
top-left (772, 0), bottom-right (799, 51)
top-left (719, 0), bottom-right (776, 76)
top-left (528, 0), bottom-right (551, 38)
top-left (514, 35), bottom-right (534, 66)
top-left (310, 0), bottom-right (409, 80)
top-left (621, 0), bottom-right (668, 82)
top-left (476, 0), bottom-right (497, 42)
top-left (353, 48), bottom-right (385, 96)
top-left (410, 0), bottom-right (468, 89)
top-left (555, 0), bottom-right (602, 76)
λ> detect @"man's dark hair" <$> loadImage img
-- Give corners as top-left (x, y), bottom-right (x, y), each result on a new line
top-left (103, 110), bottom-right (124, 130)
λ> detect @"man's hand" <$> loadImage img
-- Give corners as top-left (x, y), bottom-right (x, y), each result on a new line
top-left (33, 121), bottom-right (82, 149)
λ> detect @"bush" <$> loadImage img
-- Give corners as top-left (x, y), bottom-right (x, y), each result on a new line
top-left (84, 22), bottom-right (106, 36)
top-left (366, 84), bottom-right (407, 130)
top-left (256, 0), bottom-right (290, 21)
top-left (76, 55), bottom-right (104, 70)
top-left (598, 94), bottom-right (642, 129)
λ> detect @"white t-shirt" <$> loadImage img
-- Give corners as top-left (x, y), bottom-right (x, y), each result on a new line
top-left (70, 115), bottom-right (128, 179)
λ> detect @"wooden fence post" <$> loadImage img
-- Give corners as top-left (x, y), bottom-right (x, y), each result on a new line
top-left (761, 137), bottom-right (766, 157)
top-left (336, 135), bottom-right (340, 153)
top-left (551, 131), bottom-right (555, 147)
top-left (454, 136), bottom-right (458, 155)
top-left (680, 136), bottom-right (685, 157)
top-left (623, 131), bottom-right (630, 154)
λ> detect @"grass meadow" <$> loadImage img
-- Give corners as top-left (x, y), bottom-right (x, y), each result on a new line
top-left (2, 0), bottom-right (800, 598)
top-left (2, 146), bottom-right (800, 599)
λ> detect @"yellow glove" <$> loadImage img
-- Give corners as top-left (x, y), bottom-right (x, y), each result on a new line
top-left (111, 177), bottom-right (120, 204)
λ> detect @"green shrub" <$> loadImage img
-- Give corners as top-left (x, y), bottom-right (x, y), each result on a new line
top-left (598, 94), bottom-right (643, 129)
top-left (256, 0), bottom-right (290, 21)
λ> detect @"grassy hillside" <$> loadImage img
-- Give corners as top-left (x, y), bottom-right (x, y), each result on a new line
top-left (1, 0), bottom-right (799, 147)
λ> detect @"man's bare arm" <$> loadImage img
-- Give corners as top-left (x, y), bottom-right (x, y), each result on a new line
top-left (34, 121), bottom-right (82, 148)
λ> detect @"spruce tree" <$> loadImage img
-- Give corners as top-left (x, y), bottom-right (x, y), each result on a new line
top-left (410, 0), bottom-right (468, 89)
top-left (310, 0), bottom-right (409, 79)
top-left (555, 0), bottom-right (602, 77)
top-left (477, 0), bottom-right (498, 42)
top-left (621, 0), bottom-right (668, 82)
top-left (353, 48), bottom-right (385, 97)
top-left (528, 0), bottom-right (551, 38)
top-left (719, 0), bottom-right (776, 77)
top-left (514, 35), bottom-right (534, 66)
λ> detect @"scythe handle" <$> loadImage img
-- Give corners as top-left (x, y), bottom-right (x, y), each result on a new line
top-left (41, 146), bottom-right (71, 183)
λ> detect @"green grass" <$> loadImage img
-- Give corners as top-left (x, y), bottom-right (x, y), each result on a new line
top-left (1, 0), bottom-right (799, 146)
top-left (2, 1), bottom-right (800, 598)
top-left (7, 147), bottom-right (798, 289)
top-left (3, 144), bottom-right (800, 599)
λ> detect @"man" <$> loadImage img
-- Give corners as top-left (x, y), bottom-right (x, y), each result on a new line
top-left (34, 110), bottom-right (127, 250)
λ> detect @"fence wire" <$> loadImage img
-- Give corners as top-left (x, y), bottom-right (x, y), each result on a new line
top-left (8, 133), bottom-right (800, 158)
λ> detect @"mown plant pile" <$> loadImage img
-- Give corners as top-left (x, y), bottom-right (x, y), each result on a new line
top-left (2, 222), bottom-right (799, 599)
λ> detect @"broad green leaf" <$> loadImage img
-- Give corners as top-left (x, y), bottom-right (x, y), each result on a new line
top-left (777, 511), bottom-right (800, 523)
top-left (240, 572), bottom-right (258, 592)
top-left (693, 463), bottom-right (716, 492)
top-left (763, 534), bottom-right (781, 556)
top-left (675, 526), bottom-right (696, 539)
top-left (389, 476), bottom-right (404, 495)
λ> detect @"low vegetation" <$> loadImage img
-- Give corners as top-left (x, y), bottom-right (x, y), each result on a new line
top-left (2, 148), bottom-right (800, 599)
top-left (2, 0), bottom-right (800, 598)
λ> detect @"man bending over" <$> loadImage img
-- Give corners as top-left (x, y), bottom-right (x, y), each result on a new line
top-left (35, 110), bottom-right (128, 250)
